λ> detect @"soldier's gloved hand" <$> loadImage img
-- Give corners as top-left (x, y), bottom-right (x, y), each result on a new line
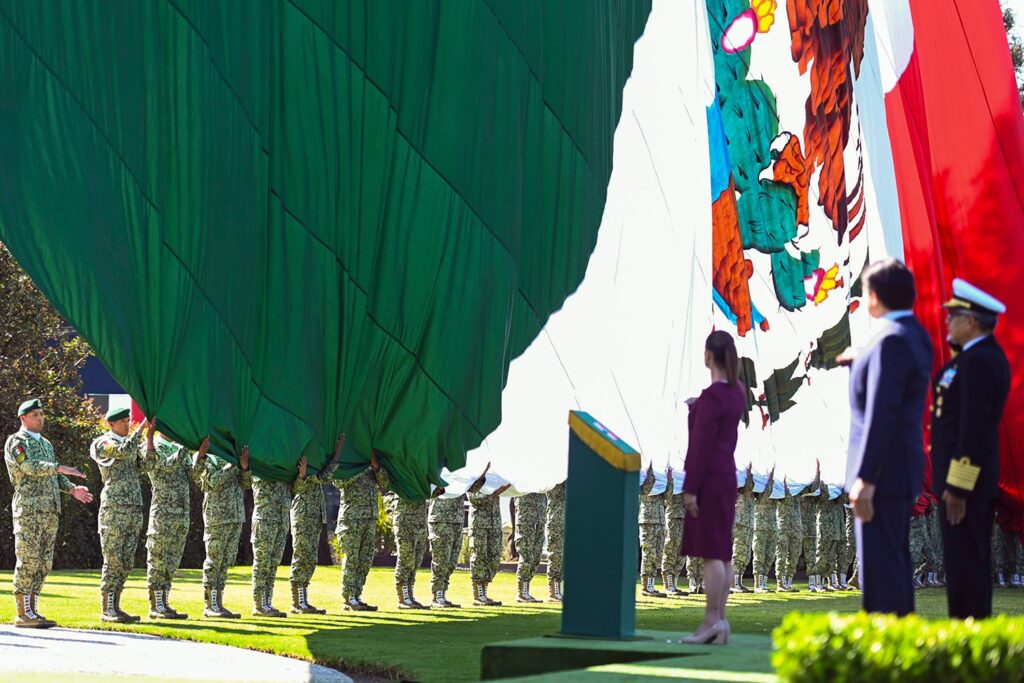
top-left (298, 456), bottom-right (308, 480)
top-left (57, 465), bottom-right (86, 479)
top-left (240, 445), bottom-right (250, 471)
top-left (70, 486), bottom-right (93, 503)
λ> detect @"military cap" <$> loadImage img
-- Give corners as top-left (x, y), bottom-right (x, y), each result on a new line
top-left (943, 278), bottom-right (1006, 316)
top-left (105, 406), bottom-right (131, 422)
top-left (17, 398), bottom-right (42, 416)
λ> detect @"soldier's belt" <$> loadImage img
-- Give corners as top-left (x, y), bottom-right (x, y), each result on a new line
top-left (947, 457), bottom-right (981, 492)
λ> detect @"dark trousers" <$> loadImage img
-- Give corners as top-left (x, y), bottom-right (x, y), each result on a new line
top-left (855, 497), bottom-right (914, 616)
top-left (939, 496), bottom-right (995, 619)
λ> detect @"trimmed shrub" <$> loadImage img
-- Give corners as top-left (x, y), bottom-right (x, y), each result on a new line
top-left (773, 611), bottom-right (1024, 682)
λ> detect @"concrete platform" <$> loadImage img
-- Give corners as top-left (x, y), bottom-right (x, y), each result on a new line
top-left (0, 626), bottom-right (350, 683)
top-left (482, 630), bottom-right (774, 682)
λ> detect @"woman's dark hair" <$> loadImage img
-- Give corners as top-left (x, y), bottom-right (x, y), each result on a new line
top-left (706, 330), bottom-right (739, 387)
top-left (862, 258), bottom-right (916, 310)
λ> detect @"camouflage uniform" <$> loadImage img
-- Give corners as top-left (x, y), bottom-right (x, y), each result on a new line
top-left (639, 471), bottom-right (667, 584)
top-left (334, 467), bottom-right (385, 601)
top-left (663, 491), bottom-right (687, 580)
top-left (5, 429), bottom-right (74, 599)
top-left (469, 491), bottom-right (503, 583)
top-left (141, 439), bottom-right (192, 593)
top-left (545, 482), bottom-right (566, 584)
top-left (841, 505), bottom-right (857, 581)
top-left (194, 455), bottom-right (251, 590)
top-left (91, 429), bottom-right (145, 595)
top-left (732, 480), bottom-right (755, 580)
top-left (290, 459), bottom-right (339, 586)
top-left (752, 496), bottom-right (776, 584)
top-left (815, 499), bottom-right (844, 584)
top-left (389, 495), bottom-right (429, 593)
top-left (800, 495), bottom-right (820, 577)
top-left (514, 493), bottom-right (547, 585)
top-left (774, 494), bottom-right (802, 586)
top-left (250, 476), bottom-right (293, 608)
top-left (429, 494), bottom-right (465, 595)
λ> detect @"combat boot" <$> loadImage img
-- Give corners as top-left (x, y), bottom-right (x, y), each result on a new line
top-left (1012, 574), bottom-right (1022, 588)
top-left (291, 583), bottom-right (326, 614)
top-left (731, 574), bottom-right (752, 594)
top-left (913, 574), bottom-right (925, 589)
top-left (253, 591), bottom-right (287, 617)
top-left (101, 591), bottom-right (132, 623)
top-left (149, 586), bottom-right (174, 619)
top-left (997, 572), bottom-right (1008, 588)
top-left (163, 586), bottom-right (187, 619)
top-left (517, 580), bottom-right (541, 603)
top-left (789, 577), bottom-right (801, 593)
top-left (473, 581), bottom-right (502, 606)
top-left (397, 583), bottom-right (422, 610)
top-left (29, 593), bottom-right (56, 628)
top-left (926, 572), bottom-right (941, 588)
top-left (548, 578), bottom-right (563, 602)
top-left (754, 574), bottom-right (772, 593)
top-left (838, 573), bottom-right (850, 590)
top-left (113, 589), bottom-right (141, 622)
top-left (667, 572), bottom-right (688, 596)
top-left (204, 586), bottom-right (239, 618)
top-left (641, 575), bottom-right (667, 598)
top-left (432, 590), bottom-right (461, 608)
top-left (14, 592), bottom-right (51, 629)
top-left (776, 577), bottom-right (790, 593)
top-left (808, 574), bottom-right (819, 593)
top-left (822, 575), bottom-right (836, 592)
top-left (342, 595), bottom-right (371, 612)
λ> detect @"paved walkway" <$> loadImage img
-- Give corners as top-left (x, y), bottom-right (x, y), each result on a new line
top-left (0, 626), bottom-right (351, 683)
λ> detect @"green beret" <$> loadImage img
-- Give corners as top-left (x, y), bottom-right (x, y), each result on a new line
top-left (17, 399), bottom-right (42, 417)
top-left (105, 407), bottom-right (131, 423)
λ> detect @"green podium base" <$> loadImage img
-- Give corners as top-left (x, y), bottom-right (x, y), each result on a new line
top-left (480, 630), bottom-right (774, 681)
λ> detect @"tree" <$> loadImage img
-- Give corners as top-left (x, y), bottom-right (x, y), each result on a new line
top-left (0, 242), bottom-right (105, 568)
top-left (1005, 2), bottom-right (1024, 109)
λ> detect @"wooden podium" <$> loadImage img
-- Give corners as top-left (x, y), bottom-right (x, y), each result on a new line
top-left (560, 411), bottom-right (641, 639)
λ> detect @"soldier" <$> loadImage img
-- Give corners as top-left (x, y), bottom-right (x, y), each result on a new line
top-left (469, 474), bottom-right (511, 605)
top-left (1013, 535), bottom-right (1024, 588)
top-left (921, 495), bottom-right (944, 587)
top-left (5, 399), bottom-right (92, 628)
top-left (290, 434), bottom-right (343, 614)
top-left (663, 469), bottom-right (689, 596)
top-left (141, 421), bottom-right (201, 619)
top-left (730, 466), bottom-right (755, 593)
top-left (514, 492), bottom-right (547, 602)
top-left (193, 443), bottom-right (251, 618)
top-left (800, 465), bottom-right (822, 592)
top-left (251, 467), bottom-right (293, 617)
top-left (545, 480), bottom-right (566, 602)
top-left (751, 469), bottom-right (776, 593)
top-left (839, 493), bottom-right (856, 589)
top-left (638, 464), bottom-right (668, 598)
top-left (930, 279), bottom-right (1011, 619)
top-left (389, 488), bottom-right (430, 610)
top-left (815, 487), bottom-right (845, 592)
top-left (841, 499), bottom-right (858, 590)
top-left (774, 479), bottom-right (802, 593)
top-left (91, 407), bottom-right (146, 623)
top-left (334, 450), bottom-right (388, 611)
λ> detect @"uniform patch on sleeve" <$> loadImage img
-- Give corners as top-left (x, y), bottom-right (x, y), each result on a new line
top-left (14, 445), bottom-right (26, 463)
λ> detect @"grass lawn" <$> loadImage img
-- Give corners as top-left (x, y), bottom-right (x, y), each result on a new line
top-left (2, 568), bottom-right (1023, 681)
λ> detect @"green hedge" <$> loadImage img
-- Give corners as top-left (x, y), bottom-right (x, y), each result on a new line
top-left (773, 612), bottom-right (1024, 682)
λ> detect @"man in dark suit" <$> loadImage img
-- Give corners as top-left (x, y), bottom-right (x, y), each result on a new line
top-left (930, 278), bottom-right (1010, 619)
top-left (844, 259), bottom-right (933, 615)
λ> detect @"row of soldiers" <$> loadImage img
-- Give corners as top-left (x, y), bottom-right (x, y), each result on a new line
top-left (640, 461), bottom-right (1024, 595)
top-left (638, 463), bottom-right (866, 595)
top-left (5, 399), bottom-right (567, 628)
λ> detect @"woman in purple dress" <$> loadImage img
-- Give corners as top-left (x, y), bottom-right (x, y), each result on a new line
top-left (680, 331), bottom-right (746, 645)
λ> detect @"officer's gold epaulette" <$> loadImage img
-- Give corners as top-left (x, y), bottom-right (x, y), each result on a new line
top-left (947, 457), bottom-right (981, 492)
